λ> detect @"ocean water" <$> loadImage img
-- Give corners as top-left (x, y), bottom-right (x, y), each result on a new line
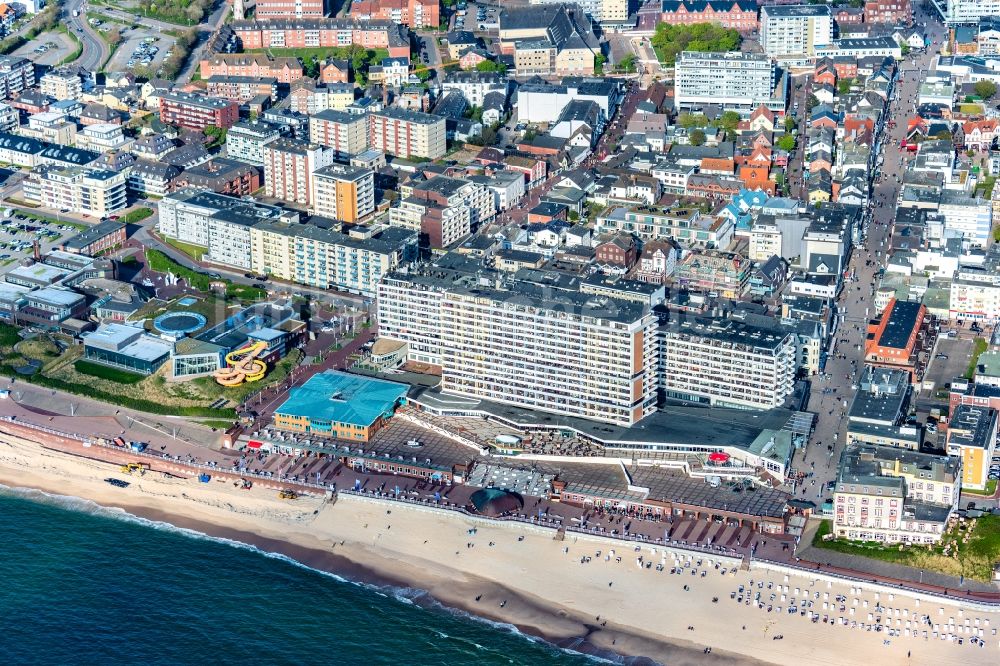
top-left (0, 487), bottom-right (619, 666)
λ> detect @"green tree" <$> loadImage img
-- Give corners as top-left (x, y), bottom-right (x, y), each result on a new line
top-left (777, 134), bottom-right (796, 152)
top-left (650, 22), bottom-right (740, 66)
top-left (837, 78), bottom-right (853, 95)
top-left (717, 110), bottom-right (741, 131)
top-left (784, 116), bottom-right (796, 133)
top-left (808, 94), bottom-right (820, 109)
top-left (898, 40), bottom-right (910, 56)
top-left (619, 53), bottom-right (637, 73)
top-left (476, 59), bottom-right (506, 73)
top-left (975, 80), bottom-right (998, 100)
top-left (204, 125), bottom-right (227, 148)
top-left (568, 210), bottom-right (579, 222)
top-left (594, 53), bottom-right (607, 76)
top-left (689, 129), bottom-right (706, 146)
top-left (935, 129), bottom-right (953, 141)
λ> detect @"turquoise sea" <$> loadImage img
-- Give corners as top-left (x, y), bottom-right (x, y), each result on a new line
top-left (0, 486), bottom-right (634, 665)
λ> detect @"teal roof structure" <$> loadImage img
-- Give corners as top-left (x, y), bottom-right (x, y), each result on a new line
top-left (275, 371), bottom-right (407, 426)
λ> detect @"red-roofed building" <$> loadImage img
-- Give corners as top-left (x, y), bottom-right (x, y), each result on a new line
top-left (739, 164), bottom-right (774, 194)
top-left (864, 298), bottom-right (928, 381)
top-left (813, 58), bottom-right (837, 86)
top-left (349, 0), bottom-right (439, 28)
top-left (962, 119), bottom-right (999, 151)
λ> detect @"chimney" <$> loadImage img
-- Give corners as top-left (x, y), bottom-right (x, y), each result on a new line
top-left (32, 240), bottom-right (40, 261)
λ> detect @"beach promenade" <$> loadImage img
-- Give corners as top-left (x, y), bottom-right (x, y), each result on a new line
top-left (0, 426), bottom-right (997, 665)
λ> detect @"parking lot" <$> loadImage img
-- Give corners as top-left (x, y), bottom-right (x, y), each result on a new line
top-left (921, 336), bottom-right (976, 395)
top-left (107, 30), bottom-right (172, 72)
top-left (454, 2), bottom-right (500, 33)
top-left (0, 208), bottom-right (81, 271)
top-left (12, 30), bottom-right (77, 68)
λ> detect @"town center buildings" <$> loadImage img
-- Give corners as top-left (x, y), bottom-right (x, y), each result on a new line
top-left (674, 51), bottom-right (783, 115)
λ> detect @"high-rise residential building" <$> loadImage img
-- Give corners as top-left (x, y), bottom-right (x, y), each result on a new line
top-left (249, 221), bottom-right (417, 296)
top-left (253, 0), bottom-right (328, 19)
top-left (833, 445), bottom-right (960, 544)
top-left (22, 165), bottom-right (127, 218)
top-left (674, 51), bottom-right (779, 114)
top-left (527, 0), bottom-right (632, 24)
top-left (226, 120), bottom-right (281, 165)
top-left (263, 138), bottom-right (335, 207)
top-left (311, 164), bottom-right (375, 223)
top-left (759, 5), bottom-right (833, 64)
top-left (370, 108), bottom-right (447, 159)
top-left (657, 317), bottom-right (798, 410)
top-left (309, 109), bottom-right (370, 159)
top-left (159, 91), bottom-right (240, 131)
top-left (377, 263), bottom-right (660, 426)
top-left (438, 284), bottom-right (658, 426)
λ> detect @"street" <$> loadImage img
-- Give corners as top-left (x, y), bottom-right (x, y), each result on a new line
top-left (792, 5), bottom-right (953, 507)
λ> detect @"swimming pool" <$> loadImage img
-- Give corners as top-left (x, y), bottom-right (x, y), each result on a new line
top-left (177, 297), bottom-right (197, 306)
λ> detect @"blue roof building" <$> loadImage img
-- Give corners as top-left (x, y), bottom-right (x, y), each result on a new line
top-left (720, 188), bottom-right (769, 231)
top-left (274, 371), bottom-right (408, 441)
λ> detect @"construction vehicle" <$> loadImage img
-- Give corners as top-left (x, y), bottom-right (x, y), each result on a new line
top-left (120, 462), bottom-right (149, 475)
top-left (278, 489), bottom-right (298, 500)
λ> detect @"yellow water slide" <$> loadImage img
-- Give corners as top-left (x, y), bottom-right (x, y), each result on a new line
top-left (213, 341), bottom-right (269, 386)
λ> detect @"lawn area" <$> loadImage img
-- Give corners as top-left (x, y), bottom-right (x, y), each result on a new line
top-left (124, 207), bottom-right (154, 223)
top-left (164, 238), bottom-right (207, 262)
top-left (145, 249), bottom-right (265, 302)
top-left (965, 337), bottom-right (989, 379)
top-left (247, 46), bottom-right (389, 62)
top-left (963, 479), bottom-right (998, 496)
top-left (813, 517), bottom-right (1000, 582)
top-left (975, 175), bottom-right (996, 199)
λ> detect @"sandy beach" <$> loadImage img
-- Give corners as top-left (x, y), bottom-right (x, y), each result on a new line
top-left (0, 431), bottom-right (996, 666)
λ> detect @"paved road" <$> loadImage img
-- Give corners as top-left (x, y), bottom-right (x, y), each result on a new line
top-left (792, 5), bottom-right (949, 507)
top-left (64, 0), bottom-right (109, 72)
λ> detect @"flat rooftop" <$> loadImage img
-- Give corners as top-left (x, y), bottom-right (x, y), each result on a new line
top-left (877, 299), bottom-right (922, 350)
top-left (275, 370), bottom-right (409, 427)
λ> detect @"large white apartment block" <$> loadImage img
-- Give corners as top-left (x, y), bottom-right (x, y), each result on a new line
top-left (0, 56), bottom-right (35, 100)
top-left (308, 109), bottom-right (370, 159)
top-left (377, 272), bottom-right (447, 365)
top-left (657, 318), bottom-right (797, 410)
top-left (40, 69), bottom-right (82, 101)
top-left (250, 222), bottom-right (417, 296)
top-left (760, 5), bottom-right (833, 64)
top-left (263, 138), bottom-right (335, 207)
top-left (939, 0), bottom-right (1000, 25)
top-left (22, 165), bottom-right (127, 218)
top-left (226, 120), bottom-right (280, 165)
top-left (440, 71), bottom-right (508, 107)
top-left (674, 51), bottom-right (777, 113)
top-left (311, 164), bottom-right (375, 224)
top-left (833, 445), bottom-right (960, 544)
top-left (370, 108), bottom-right (447, 160)
top-left (439, 286), bottom-right (658, 426)
top-left (949, 266), bottom-right (1000, 321)
top-left (158, 188), bottom-right (297, 258)
top-left (935, 192), bottom-right (992, 248)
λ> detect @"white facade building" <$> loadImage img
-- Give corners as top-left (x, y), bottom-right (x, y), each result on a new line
top-left (674, 51), bottom-right (777, 113)
top-left (760, 5), bottom-right (833, 64)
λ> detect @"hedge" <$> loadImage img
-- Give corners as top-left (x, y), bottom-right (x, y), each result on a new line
top-left (74, 360), bottom-right (145, 384)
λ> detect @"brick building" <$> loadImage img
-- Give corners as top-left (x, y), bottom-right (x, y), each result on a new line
top-left (864, 299), bottom-right (928, 381)
top-left (349, 0), bottom-right (439, 28)
top-left (254, 0), bottom-right (328, 19)
top-left (863, 0), bottom-right (911, 25)
top-left (199, 53), bottom-right (304, 85)
top-left (230, 18), bottom-right (412, 59)
top-left (159, 92), bottom-right (240, 131)
top-left (651, 0), bottom-right (759, 32)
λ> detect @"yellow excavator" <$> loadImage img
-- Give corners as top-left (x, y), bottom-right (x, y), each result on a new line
top-left (278, 489), bottom-right (298, 500)
top-left (120, 462), bottom-right (149, 475)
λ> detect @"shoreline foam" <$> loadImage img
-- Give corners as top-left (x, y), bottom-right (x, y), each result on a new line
top-left (0, 433), bottom-right (994, 666)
